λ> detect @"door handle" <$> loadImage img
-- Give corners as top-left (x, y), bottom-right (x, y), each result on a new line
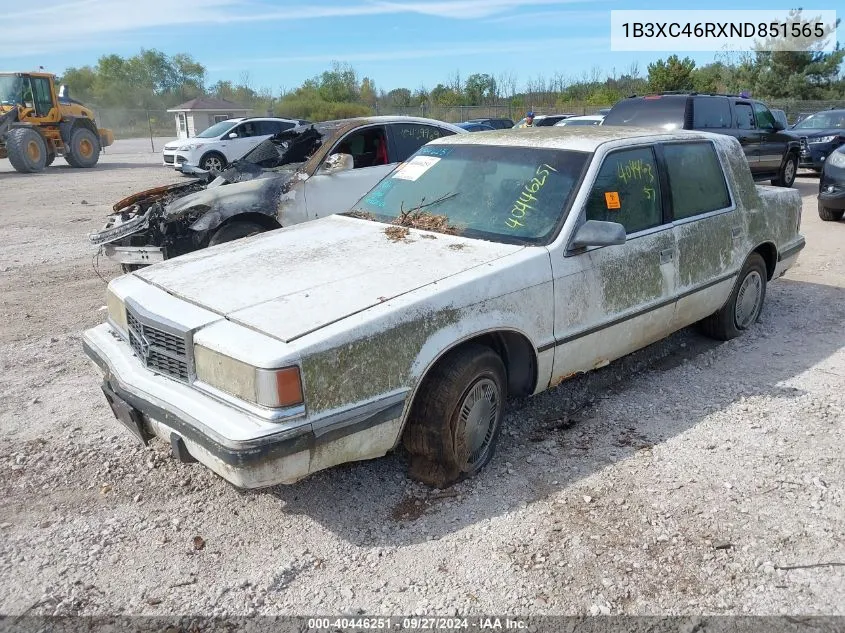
top-left (659, 248), bottom-right (674, 264)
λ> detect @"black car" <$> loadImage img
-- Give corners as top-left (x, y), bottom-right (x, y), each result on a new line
top-left (791, 108), bottom-right (845, 172)
top-left (818, 145), bottom-right (845, 221)
top-left (456, 121), bottom-right (496, 132)
top-left (464, 117), bottom-right (514, 129)
top-left (603, 93), bottom-right (802, 187)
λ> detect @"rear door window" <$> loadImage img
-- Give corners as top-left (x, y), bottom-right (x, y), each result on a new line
top-left (389, 123), bottom-right (456, 162)
top-left (662, 142), bottom-right (731, 220)
top-left (585, 146), bottom-right (663, 235)
top-left (734, 103), bottom-right (755, 129)
top-left (692, 97), bottom-right (732, 129)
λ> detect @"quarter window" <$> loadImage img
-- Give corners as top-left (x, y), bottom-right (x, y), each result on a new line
top-left (693, 97), bottom-right (732, 129)
top-left (390, 123), bottom-right (455, 161)
top-left (663, 143), bottom-right (731, 220)
top-left (585, 147), bottom-right (662, 235)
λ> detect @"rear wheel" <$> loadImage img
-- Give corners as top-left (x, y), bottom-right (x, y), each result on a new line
top-left (65, 127), bottom-right (100, 168)
top-left (700, 253), bottom-right (767, 341)
top-left (403, 344), bottom-right (507, 488)
top-left (6, 127), bottom-right (48, 173)
top-left (772, 153), bottom-right (797, 187)
top-left (208, 220), bottom-right (268, 246)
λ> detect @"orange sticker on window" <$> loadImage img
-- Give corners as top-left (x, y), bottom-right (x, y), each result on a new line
top-left (605, 191), bottom-right (621, 210)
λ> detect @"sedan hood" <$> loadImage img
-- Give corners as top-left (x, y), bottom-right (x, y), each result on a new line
top-left (134, 215), bottom-right (524, 342)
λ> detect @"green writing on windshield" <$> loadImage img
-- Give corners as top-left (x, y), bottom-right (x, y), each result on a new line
top-left (616, 159), bottom-right (655, 185)
top-left (506, 164), bottom-right (558, 229)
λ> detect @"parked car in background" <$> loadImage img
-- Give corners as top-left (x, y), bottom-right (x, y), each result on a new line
top-left (457, 121), bottom-right (496, 132)
top-left (818, 145), bottom-right (845, 221)
top-left (554, 115), bottom-right (604, 126)
top-left (513, 114), bottom-right (576, 127)
top-left (603, 93), bottom-right (801, 187)
top-left (84, 127), bottom-right (804, 490)
top-left (791, 108), bottom-right (845, 172)
top-left (91, 117), bottom-right (465, 270)
top-left (161, 117), bottom-right (305, 171)
top-left (464, 117), bottom-right (514, 129)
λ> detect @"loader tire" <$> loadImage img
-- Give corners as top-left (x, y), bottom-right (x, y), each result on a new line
top-left (65, 127), bottom-right (100, 168)
top-left (6, 127), bottom-right (48, 173)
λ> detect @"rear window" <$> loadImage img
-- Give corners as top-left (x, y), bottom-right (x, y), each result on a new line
top-left (692, 97), bottom-right (732, 129)
top-left (603, 97), bottom-right (688, 129)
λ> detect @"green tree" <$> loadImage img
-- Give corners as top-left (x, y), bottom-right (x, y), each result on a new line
top-left (464, 73), bottom-right (496, 105)
top-left (387, 88), bottom-right (412, 107)
top-left (647, 55), bottom-right (696, 92)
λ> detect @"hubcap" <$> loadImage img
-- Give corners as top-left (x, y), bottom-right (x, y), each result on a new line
top-left (455, 377), bottom-right (500, 470)
top-left (735, 270), bottom-right (763, 329)
top-left (79, 139), bottom-right (93, 158)
top-left (205, 156), bottom-right (223, 170)
top-left (784, 158), bottom-right (796, 184)
top-left (26, 140), bottom-right (40, 160)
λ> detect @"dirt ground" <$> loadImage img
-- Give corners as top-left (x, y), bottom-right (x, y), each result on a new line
top-left (0, 140), bottom-right (843, 617)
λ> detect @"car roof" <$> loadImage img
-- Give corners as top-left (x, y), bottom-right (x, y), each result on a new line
top-left (298, 115), bottom-right (466, 133)
top-left (426, 126), bottom-right (721, 153)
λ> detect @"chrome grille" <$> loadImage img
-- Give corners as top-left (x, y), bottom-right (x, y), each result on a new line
top-left (126, 305), bottom-right (190, 382)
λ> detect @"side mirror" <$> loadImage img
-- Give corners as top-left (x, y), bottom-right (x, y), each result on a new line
top-left (227, 132), bottom-right (239, 139)
top-left (323, 152), bottom-right (354, 173)
top-left (569, 220), bottom-right (626, 250)
top-left (772, 120), bottom-right (785, 131)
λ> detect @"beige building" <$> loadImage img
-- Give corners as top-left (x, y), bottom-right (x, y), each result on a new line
top-left (167, 97), bottom-right (251, 139)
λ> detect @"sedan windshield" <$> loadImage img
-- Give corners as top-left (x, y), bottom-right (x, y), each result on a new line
top-left (196, 120), bottom-right (238, 138)
top-left (794, 112), bottom-right (845, 129)
top-left (349, 144), bottom-right (589, 245)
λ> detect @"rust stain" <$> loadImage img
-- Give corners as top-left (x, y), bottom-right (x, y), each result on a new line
top-left (551, 372), bottom-right (578, 388)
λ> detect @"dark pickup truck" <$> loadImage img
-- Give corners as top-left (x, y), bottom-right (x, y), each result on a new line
top-left (603, 93), bottom-right (802, 187)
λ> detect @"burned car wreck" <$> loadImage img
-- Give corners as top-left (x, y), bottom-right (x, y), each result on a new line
top-left (89, 116), bottom-right (464, 270)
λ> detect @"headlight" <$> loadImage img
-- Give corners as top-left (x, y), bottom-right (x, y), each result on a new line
top-left (194, 345), bottom-right (303, 409)
top-left (827, 151), bottom-right (845, 168)
top-left (106, 286), bottom-right (127, 332)
top-left (808, 135), bottom-right (836, 144)
top-left (177, 143), bottom-right (201, 151)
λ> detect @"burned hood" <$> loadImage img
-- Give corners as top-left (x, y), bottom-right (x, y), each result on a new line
top-left (133, 215), bottom-right (524, 342)
top-left (162, 171), bottom-right (293, 220)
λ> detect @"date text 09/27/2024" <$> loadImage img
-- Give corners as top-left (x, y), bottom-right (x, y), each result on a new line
top-left (307, 617), bottom-right (529, 630)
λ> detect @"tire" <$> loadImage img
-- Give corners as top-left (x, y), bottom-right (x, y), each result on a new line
top-left (65, 127), bottom-right (100, 168)
top-left (5, 127), bottom-right (48, 173)
top-left (208, 220), bottom-right (267, 246)
top-left (403, 344), bottom-right (507, 488)
top-left (818, 202), bottom-right (844, 222)
top-left (700, 253), bottom-right (767, 341)
top-left (771, 153), bottom-right (797, 187)
top-left (199, 152), bottom-right (226, 171)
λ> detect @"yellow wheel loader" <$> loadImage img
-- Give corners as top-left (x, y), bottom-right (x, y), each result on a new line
top-left (0, 72), bottom-right (114, 173)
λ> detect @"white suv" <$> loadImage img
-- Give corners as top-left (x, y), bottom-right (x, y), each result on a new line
top-left (162, 117), bottom-right (304, 171)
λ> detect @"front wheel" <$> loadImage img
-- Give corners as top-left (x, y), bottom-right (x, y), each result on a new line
top-left (208, 220), bottom-right (268, 246)
top-left (772, 153), bottom-right (797, 187)
top-left (403, 344), bottom-right (507, 488)
top-left (6, 127), bottom-right (48, 173)
top-left (65, 127), bottom-right (100, 168)
top-left (818, 202), bottom-right (844, 222)
top-left (199, 152), bottom-right (226, 171)
top-left (700, 253), bottom-right (767, 341)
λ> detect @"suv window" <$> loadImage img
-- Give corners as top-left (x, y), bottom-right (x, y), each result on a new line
top-left (663, 142), bottom-right (731, 220)
top-left (602, 97), bottom-right (687, 127)
top-left (735, 103), bottom-right (755, 129)
top-left (693, 97), bottom-right (731, 129)
top-left (753, 102), bottom-right (777, 129)
top-left (256, 121), bottom-right (286, 136)
top-left (235, 122), bottom-right (261, 138)
top-left (389, 123), bottom-right (454, 162)
top-left (585, 146), bottom-right (662, 234)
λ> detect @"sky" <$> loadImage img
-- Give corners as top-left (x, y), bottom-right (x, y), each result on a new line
top-left (3, 1), bottom-right (842, 94)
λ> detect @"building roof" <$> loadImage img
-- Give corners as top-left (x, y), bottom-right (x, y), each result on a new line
top-left (167, 97), bottom-right (251, 113)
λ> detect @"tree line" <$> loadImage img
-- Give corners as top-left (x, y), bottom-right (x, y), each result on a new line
top-left (59, 12), bottom-right (843, 122)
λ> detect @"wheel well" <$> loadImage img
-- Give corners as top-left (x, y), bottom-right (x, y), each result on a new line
top-left (200, 150), bottom-right (226, 164)
top-left (754, 242), bottom-right (777, 280)
top-left (435, 330), bottom-right (538, 398)
top-left (217, 212), bottom-right (281, 233)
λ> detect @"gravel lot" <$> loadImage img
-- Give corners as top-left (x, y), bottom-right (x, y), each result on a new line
top-left (0, 140), bottom-right (843, 618)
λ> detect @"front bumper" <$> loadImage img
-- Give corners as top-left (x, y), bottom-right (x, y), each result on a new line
top-left (82, 323), bottom-right (407, 488)
top-left (162, 150), bottom-right (189, 167)
top-left (102, 244), bottom-right (164, 266)
top-left (800, 142), bottom-right (841, 170)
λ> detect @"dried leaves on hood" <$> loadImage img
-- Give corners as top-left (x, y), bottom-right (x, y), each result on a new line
top-left (392, 209), bottom-right (459, 235)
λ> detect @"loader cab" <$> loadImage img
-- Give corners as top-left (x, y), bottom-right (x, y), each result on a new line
top-left (0, 73), bottom-right (60, 120)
